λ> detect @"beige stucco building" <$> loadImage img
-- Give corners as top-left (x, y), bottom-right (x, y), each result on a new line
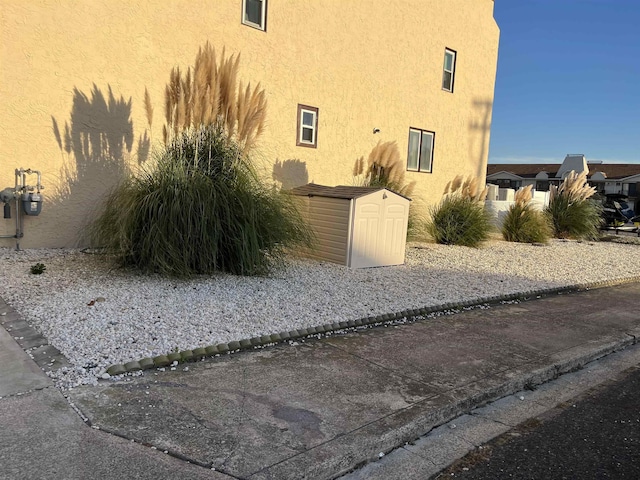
top-left (0, 0), bottom-right (499, 248)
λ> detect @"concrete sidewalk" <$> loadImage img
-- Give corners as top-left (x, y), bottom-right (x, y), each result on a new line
top-left (0, 298), bottom-right (232, 479)
top-left (2, 283), bottom-right (640, 479)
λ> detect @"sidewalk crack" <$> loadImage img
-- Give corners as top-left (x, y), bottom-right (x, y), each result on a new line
top-left (0, 383), bottom-right (54, 400)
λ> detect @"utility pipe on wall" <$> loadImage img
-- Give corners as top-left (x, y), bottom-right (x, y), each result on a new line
top-left (0, 168), bottom-right (44, 250)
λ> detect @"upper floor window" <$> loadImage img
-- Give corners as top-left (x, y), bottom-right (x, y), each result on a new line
top-left (407, 128), bottom-right (434, 173)
top-left (442, 48), bottom-right (456, 92)
top-left (242, 0), bottom-right (267, 31)
top-left (297, 105), bottom-right (318, 148)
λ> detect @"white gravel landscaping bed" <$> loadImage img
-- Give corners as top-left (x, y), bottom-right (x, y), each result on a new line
top-left (1, 238), bottom-right (639, 389)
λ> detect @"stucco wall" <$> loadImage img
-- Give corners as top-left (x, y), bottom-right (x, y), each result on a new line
top-left (0, 0), bottom-right (499, 248)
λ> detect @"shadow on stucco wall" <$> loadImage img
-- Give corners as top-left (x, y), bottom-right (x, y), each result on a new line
top-left (272, 159), bottom-right (309, 190)
top-left (468, 98), bottom-right (493, 180)
top-left (47, 84), bottom-right (150, 247)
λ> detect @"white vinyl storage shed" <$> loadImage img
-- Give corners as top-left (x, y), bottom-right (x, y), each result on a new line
top-left (290, 184), bottom-right (411, 268)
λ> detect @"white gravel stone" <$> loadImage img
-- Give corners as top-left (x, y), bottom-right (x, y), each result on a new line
top-left (1, 238), bottom-right (639, 388)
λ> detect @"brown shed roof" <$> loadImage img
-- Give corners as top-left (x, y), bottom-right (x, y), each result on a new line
top-left (289, 183), bottom-right (411, 200)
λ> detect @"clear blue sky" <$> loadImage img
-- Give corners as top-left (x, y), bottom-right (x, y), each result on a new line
top-left (489, 0), bottom-right (640, 164)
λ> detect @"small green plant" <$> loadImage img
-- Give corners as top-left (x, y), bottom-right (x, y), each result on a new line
top-left (427, 175), bottom-right (493, 247)
top-left (30, 263), bottom-right (46, 274)
top-left (545, 171), bottom-right (602, 240)
top-left (502, 185), bottom-right (551, 243)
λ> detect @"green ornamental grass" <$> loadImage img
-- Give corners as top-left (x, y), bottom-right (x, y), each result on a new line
top-left (91, 43), bottom-right (312, 277)
top-left (427, 194), bottom-right (493, 247)
top-left (544, 171), bottom-right (603, 240)
top-left (545, 195), bottom-right (602, 240)
top-left (502, 203), bottom-right (551, 243)
top-left (91, 126), bottom-right (312, 277)
top-left (427, 175), bottom-right (493, 247)
top-left (502, 185), bottom-right (551, 243)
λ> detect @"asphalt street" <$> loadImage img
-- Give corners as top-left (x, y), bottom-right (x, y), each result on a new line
top-left (436, 364), bottom-right (640, 479)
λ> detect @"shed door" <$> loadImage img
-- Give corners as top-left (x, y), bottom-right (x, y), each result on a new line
top-left (349, 192), bottom-right (409, 268)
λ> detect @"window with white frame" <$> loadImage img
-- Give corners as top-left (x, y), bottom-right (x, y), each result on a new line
top-left (442, 48), bottom-right (456, 92)
top-left (407, 128), bottom-right (434, 172)
top-left (297, 105), bottom-right (318, 148)
top-left (242, 0), bottom-right (267, 31)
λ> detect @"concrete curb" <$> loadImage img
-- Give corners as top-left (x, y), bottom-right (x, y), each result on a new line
top-left (0, 298), bottom-right (70, 374)
top-left (101, 275), bottom-right (640, 377)
top-left (256, 334), bottom-right (638, 479)
top-left (339, 343), bottom-right (640, 480)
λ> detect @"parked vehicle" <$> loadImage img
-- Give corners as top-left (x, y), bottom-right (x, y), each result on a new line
top-left (601, 194), bottom-right (636, 226)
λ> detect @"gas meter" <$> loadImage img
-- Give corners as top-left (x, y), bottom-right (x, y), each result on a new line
top-left (22, 192), bottom-right (43, 216)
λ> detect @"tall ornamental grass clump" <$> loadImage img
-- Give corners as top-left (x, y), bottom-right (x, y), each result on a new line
top-left (545, 171), bottom-right (602, 240)
top-left (427, 175), bottom-right (493, 247)
top-left (352, 141), bottom-right (416, 198)
top-left (91, 43), bottom-right (312, 276)
top-left (502, 185), bottom-right (551, 243)
top-left (352, 140), bottom-right (422, 236)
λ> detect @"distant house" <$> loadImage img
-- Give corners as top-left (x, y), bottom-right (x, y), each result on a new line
top-left (1, 1), bottom-right (499, 248)
top-left (487, 154), bottom-right (640, 211)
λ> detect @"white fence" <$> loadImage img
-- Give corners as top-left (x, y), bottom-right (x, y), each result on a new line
top-left (485, 185), bottom-right (550, 227)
